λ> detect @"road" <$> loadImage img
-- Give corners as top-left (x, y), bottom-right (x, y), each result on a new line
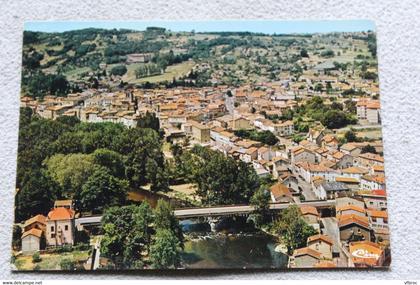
top-left (321, 217), bottom-right (348, 267)
top-left (292, 170), bottom-right (318, 201)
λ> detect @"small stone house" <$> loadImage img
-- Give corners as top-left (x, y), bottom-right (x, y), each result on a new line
top-left (21, 228), bottom-right (43, 255)
top-left (292, 247), bottom-right (321, 268)
top-left (307, 234), bottom-right (334, 260)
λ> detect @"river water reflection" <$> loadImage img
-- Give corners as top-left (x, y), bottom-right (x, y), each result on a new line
top-left (180, 220), bottom-right (288, 269)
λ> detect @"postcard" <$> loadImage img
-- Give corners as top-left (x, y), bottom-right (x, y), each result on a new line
top-left (12, 20), bottom-right (390, 270)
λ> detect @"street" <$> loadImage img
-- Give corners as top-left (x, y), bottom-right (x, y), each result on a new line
top-left (292, 170), bottom-right (318, 201)
top-left (321, 217), bottom-right (348, 267)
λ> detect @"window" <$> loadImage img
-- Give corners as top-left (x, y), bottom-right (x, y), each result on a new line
top-left (51, 226), bottom-right (54, 232)
top-left (65, 225), bottom-right (69, 231)
top-left (51, 233), bottom-right (55, 238)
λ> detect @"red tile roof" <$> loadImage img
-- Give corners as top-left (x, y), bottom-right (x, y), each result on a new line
top-left (300, 205), bottom-right (319, 217)
top-left (46, 207), bottom-right (75, 221)
top-left (307, 234), bottom-right (334, 245)
top-left (293, 247), bottom-right (321, 259)
top-left (22, 228), bottom-right (43, 239)
top-left (338, 214), bottom-right (370, 229)
top-left (23, 214), bottom-right (46, 228)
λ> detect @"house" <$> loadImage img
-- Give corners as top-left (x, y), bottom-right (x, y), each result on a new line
top-left (313, 181), bottom-right (351, 200)
top-left (331, 151), bottom-right (354, 169)
top-left (336, 197), bottom-right (365, 210)
top-left (340, 166), bottom-right (369, 182)
top-left (296, 162), bottom-right (338, 183)
top-left (340, 143), bottom-right (362, 157)
top-left (290, 147), bottom-right (316, 164)
top-left (360, 190), bottom-right (387, 210)
top-left (257, 146), bottom-right (275, 161)
top-left (338, 214), bottom-right (371, 242)
top-left (322, 135), bottom-right (339, 150)
top-left (269, 183), bottom-right (294, 203)
top-left (357, 99), bottom-right (381, 124)
top-left (23, 214), bottom-right (46, 233)
top-left (370, 165), bottom-right (385, 175)
top-left (46, 207), bottom-right (76, 247)
top-left (232, 117), bottom-right (252, 130)
top-left (292, 247), bottom-right (321, 268)
top-left (273, 120), bottom-right (294, 137)
top-left (336, 205), bottom-right (366, 218)
top-left (189, 120), bottom-right (211, 143)
top-left (366, 101), bottom-right (381, 124)
top-left (307, 234), bottom-right (334, 260)
top-left (21, 229), bottom-right (43, 255)
top-left (334, 177), bottom-right (360, 190)
top-left (360, 175), bottom-right (386, 190)
top-left (300, 206), bottom-right (320, 226)
top-left (308, 127), bottom-right (325, 145)
top-left (349, 241), bottom-right (385, 267)
top-left (367, 210), bottom-right (388, 230)
top-left (357, 153), bottom-right (385, 168)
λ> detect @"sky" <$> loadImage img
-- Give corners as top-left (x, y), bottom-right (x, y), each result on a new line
top-left (24, 20), bottom-right (375, 34)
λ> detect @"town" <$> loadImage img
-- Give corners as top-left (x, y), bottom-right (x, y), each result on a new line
top-left (12, 25), bottom-right (390, 270)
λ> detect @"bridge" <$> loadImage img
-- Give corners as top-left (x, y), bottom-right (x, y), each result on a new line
top-left (173, 200), bottom-right (335, 219)
top-left (75, 200), bottom-right (335, 228)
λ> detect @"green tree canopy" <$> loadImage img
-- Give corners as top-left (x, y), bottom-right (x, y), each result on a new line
top-left (150, 229), bottom-right (180, 269)
top-left (272, 205), bottom-right (317, 254)
top-left (78, 167), bottom-right (128, 213)
top-left (44, 153), bottom-right (95, 198)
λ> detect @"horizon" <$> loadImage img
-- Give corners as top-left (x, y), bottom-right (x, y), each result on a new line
top-left (24, 20), bottom-right (375, 34)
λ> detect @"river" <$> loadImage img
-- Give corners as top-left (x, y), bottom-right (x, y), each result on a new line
top-left (180, 219), bottom-right (288, 269)
top-left (129, 190), bottom-right (288, 269)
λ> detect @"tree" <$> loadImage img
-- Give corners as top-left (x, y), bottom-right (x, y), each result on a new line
top-left (154, 199), bottom-right (184, 249)
top-left (331, 102), bottom-right (343, 110)
top-left (114, 127), bottom-right (164, 188)
top-left (192, 146), bottom-right (260, 206)
top-left (272, 205), bottom-right (317, 254)
top-left (249, 187), bottom-right (271, 227)
top-left (101, 204), bottom-right (153, 269)
top-left (15, 170), bottom-right (59, 222)
top-left (45, 153), bottom-right (95, 198)
top-left (78, 167), bottom-right (128, 213)
top-left (137, 111), bottom-right (160, 131)
top-left (146, 158), bottom-right (170, 193)
top-left (12, 225), bottom-right (22, 250)
top-left (361, 144), bottom-right (377, 154)
top-left (321, 110), bottom-right (353, 129)
top-left (344, 130), bottom-right (358, 142)
top-left (101, 202), bottom-right (153, 269)
top-left (91, 148), bottom-right (125, 179)
top-left (150, 229), bottom-right (180, 269)
top-left (110, 65), bottom-right (127, 76)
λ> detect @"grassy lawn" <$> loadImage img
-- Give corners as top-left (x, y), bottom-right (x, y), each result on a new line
top-left (14, 250), bottom-right (90, 271)
top-left (63, 66), bottom-right (92, 81)
top-left (123, 61), bottom-right (195, 84)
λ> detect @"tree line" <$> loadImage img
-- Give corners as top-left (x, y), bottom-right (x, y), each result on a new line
top-left (15, 108), bottom-right (167, 222)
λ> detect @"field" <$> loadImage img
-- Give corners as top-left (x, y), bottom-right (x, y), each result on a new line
top-left (14, 250), bottom-right (90, 271)
top-left (122, 61), bottom-right (195, 84)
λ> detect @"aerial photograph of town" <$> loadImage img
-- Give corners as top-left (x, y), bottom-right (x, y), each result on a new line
top-left (12, 20), bottom-right (390, 271)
